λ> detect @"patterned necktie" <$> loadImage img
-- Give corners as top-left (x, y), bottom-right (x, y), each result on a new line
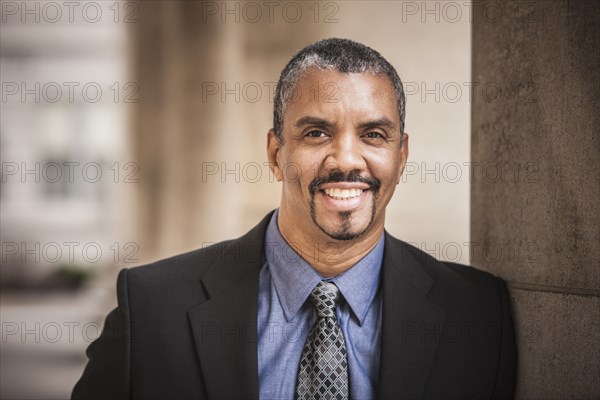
top-left (295, 281), bottom-right (349, 400)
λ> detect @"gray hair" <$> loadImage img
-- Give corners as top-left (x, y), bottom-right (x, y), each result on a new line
top-left (273, 38), bottom-right (406, 143)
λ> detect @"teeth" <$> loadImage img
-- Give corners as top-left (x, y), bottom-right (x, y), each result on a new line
top-left (324, 188), bottom-right (364, 200)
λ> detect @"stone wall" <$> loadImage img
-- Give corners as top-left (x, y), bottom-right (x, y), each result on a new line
top-left (471, 1), bottom-right (600, 397)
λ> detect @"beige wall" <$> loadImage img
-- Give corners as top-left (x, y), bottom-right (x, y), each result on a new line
top-left (131, 1), bottom-right (472, 264)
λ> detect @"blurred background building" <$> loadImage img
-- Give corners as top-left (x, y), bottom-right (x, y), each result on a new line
top-left (1, 1), bottom-right (598, 399)
top-left (1, 0), bottom-right (132, 397)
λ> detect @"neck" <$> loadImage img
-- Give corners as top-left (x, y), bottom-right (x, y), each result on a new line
top-left (277, 211), bottom-right (384, 278)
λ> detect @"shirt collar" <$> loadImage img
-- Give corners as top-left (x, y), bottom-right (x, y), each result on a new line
top-left (265, 209), bottom-right (384, 326)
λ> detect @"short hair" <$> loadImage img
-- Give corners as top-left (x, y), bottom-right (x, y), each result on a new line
top-left (273, 38), bottom-right (406, 142)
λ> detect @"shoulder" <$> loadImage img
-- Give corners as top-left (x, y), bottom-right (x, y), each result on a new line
top-left (385, 233), bottom-right (504, 283)
top-left (118, 211), bottom-right (274, 298)
top-left (384, 234), bottom-right (508, 310)
top-left (114, 240), bottom-right (237, 307)
top-left (125, 239), bottom-right (236, 284)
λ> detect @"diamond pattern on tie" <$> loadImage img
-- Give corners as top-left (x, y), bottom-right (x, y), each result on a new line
top-left (295, 281), bottom-right (349, 400)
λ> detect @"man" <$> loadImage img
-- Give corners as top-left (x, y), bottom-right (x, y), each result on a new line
top-left (73, 38), bottom-right (517, 399)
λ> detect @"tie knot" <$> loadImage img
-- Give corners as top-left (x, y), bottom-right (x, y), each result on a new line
top-left (310, 281), bottom-right (340, 318)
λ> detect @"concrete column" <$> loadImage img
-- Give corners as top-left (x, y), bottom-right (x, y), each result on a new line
top-left (129, 1), bottom-right (223, 261)
top-left (471, 1), bottom-right (599, 398)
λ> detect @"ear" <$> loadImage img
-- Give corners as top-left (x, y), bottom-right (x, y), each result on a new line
top-left (267, 128), bottom-right (284, 182)
top-left (396, 133), bottom-right (409, 184)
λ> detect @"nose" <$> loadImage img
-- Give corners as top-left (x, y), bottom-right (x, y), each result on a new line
top-left (324, 131), bottom-right (367, 173)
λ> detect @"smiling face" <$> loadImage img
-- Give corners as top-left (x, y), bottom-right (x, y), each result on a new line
top-left (268, 68), bottom-right (409, 243)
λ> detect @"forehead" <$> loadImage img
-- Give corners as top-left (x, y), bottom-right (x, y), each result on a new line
top-left (284, 69), bottom-right (399, 127)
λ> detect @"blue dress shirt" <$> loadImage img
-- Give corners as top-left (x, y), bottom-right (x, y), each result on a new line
top-left (257, 210), bottom-right (384, 400)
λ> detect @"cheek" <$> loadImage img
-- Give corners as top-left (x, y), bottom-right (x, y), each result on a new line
top-left (286, 154), bottom-right (322, 186)
top-left (279, 149), bottom-right (303, 184)
top-left (281, 164), bottom-right (303, 185)
top-left (368, 153), bottom-right (401, 182)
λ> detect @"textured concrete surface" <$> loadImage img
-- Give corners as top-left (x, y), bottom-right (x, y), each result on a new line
top-left (471, 1), bottom-right (600, 397)
top-left (471, 0), bottom-right (600, 290)
top-left (510, 288), bottom-right (600, 399)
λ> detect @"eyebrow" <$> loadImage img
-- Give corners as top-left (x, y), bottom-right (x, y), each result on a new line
top-left (294, 116), bottom-right (334, 129)
top-left (357, 118), bottom-right (396, 130)
top-left (293, 115), bottom-right (397, 131)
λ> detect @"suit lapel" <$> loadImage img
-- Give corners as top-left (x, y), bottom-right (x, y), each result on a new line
top-left (378, 234), bottom-right (447, 399)
top-left (188, 212), bottom-right (273, 400)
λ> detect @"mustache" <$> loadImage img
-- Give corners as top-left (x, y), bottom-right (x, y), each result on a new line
top-left (309, 170), bottom-right (381, 196)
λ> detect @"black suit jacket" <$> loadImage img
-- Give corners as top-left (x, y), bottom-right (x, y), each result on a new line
top-left (72, 212), bottom-right (517, 399)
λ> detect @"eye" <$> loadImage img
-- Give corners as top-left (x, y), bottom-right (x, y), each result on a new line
top-left (364, 131), bottom-right (385, 139)
top-left (305, 130), bottom-right (328, 138)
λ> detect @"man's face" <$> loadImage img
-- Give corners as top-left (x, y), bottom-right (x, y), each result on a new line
top-left (268, 69), bottom-right (408, 242)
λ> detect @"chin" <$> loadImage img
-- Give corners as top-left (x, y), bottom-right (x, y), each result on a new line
top-left (314, 212), bottom-right (372, 241)
top-left (323, 229), bottom-right (367, 241)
